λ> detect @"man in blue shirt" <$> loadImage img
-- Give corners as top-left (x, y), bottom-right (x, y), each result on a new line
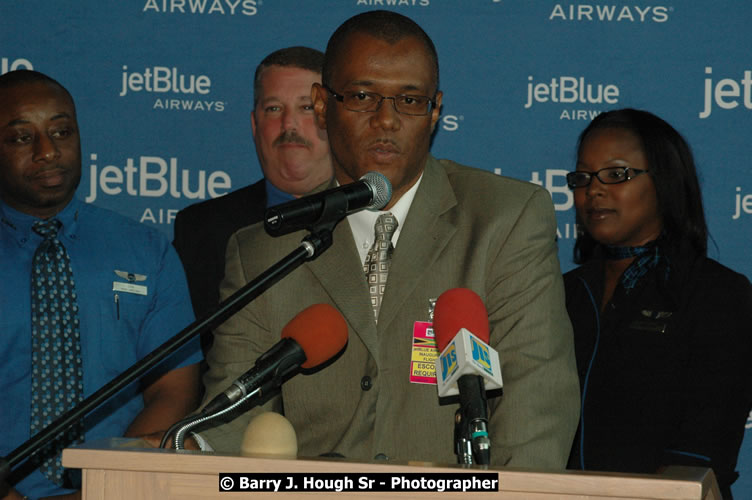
top-left (0, 70), bottom-right (201, 500)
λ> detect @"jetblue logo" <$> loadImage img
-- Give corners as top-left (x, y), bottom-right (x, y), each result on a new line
top-left (525, 75), bottom-right (619, 107)
top-left (83, 153), bottom-right (233, 226)
top-left (120, 65), bottom-right (211, 97)
top-left (440, 344), bottom-right (457, 380)
top-left (470, 337), bottom-right (493, 376)
top-left (84, 153), bottom-right (232, 204)
top-left (524, 75), bottom-right (619, 121)
top-left (119, 65), bottom-right (226, 112)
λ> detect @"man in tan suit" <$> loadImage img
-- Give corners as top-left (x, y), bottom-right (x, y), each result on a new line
top-left (200, 10), bottom-right (579, 468)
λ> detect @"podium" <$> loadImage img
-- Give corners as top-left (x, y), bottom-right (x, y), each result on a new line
top-left (63, 439), bottom-right (721, 499)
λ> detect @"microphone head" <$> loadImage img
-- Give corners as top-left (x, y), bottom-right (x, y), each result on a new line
top-left (360, 171), bottom-right (392, 210)
top-left (433, 288), bottom-right (490, 351)
top-left (281, 303), bottom-right (348, 369)
top-left (241, 412), bottom-right (298, 458)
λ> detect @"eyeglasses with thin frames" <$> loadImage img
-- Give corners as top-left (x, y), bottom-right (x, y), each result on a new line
top-left (566, 166), bottom-right (648, 189)
top-left (323, 84), bottom-right (436, 116)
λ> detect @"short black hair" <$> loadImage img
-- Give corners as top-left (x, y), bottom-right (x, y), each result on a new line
top-left (0, 69), bottom-right (73, 101)
top-left (0, 69), bottom-right (75, 112)
top-left (574, 108), bottom-right (708, 263)
top-left (253, 46), bottom-right (324, 106)
top-left (323, 10), bottom-right (439, 93)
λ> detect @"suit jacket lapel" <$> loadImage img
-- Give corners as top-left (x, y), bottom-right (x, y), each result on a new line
top-left (305, 218), bottom-right (380, 357)
top-left (377, 157), bottom-right (458, 332)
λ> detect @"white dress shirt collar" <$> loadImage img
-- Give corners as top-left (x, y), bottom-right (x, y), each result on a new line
top-left (347, 172), bottom-right (424, 265)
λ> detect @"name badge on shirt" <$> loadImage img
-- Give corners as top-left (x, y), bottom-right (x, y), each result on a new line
top-left (113, 281), bottom-right (147, 296)
top-left (113, 270), bottom-right (148, 295)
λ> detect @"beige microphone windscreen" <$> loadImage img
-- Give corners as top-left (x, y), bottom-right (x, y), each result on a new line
top-left (240, 412), bottom-right (298, 458)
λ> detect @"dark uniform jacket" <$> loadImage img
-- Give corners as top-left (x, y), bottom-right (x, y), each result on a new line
top-left (565, 243), bottom-right (752, 498)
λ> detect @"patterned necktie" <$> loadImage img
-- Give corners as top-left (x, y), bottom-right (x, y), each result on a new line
top-left (363, 213), bottom-right (398, 323)
top-left (30, 218), bottom-right (84, 486)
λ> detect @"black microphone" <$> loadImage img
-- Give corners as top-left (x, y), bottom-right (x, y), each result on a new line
top-left (201, 304), bottom-right (348, 415)
top-left (264, 171), bottom-right (392, 236)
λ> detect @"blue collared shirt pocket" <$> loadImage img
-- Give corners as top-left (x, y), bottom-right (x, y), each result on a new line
top-left (97, 288), bottom-right (151, 376)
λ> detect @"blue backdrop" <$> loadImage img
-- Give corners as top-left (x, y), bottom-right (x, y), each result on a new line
top-left (2, 1), bottom-right (751, 495)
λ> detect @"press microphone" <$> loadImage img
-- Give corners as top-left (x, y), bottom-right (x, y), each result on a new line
top-left (202, 303), bottom-right (348, 415)
top-left (241, 412), bottom-right (298, 458)
top-left (434, 288), bottom-right (503, 465)
top-left (264, 171), bottom-right (392, 236)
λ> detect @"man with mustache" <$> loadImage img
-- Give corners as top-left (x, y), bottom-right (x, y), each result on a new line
top-left (198, 11), bottom-right (579, 469)
top-left (173, 46), bottom-right (333, 333)
top-left (0, 70), bottom-right (201, 500)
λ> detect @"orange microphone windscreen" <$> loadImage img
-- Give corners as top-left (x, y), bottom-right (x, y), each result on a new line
top-left (281, 303), bottom-right (348, 369)
top-left (433, 288), bottom-right (490, 351)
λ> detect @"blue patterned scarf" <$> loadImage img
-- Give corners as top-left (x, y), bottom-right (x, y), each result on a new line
top-left (603, 241), bottom-right (670, 293)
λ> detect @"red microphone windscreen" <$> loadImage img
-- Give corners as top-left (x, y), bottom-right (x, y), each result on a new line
top-left (433, 288), bottom-right (490, 351)
top-left (281, 303), bottom-right (348, 369)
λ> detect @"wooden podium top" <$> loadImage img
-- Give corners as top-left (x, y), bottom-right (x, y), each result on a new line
top-left (63, 439), bottom-right (720, 500)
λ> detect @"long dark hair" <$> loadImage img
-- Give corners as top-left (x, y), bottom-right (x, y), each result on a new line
top-left (574, 108), bottom-right (708, 263)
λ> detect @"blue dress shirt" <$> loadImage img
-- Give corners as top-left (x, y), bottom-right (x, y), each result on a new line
top-left (0, 197), bottom-right (201, 498)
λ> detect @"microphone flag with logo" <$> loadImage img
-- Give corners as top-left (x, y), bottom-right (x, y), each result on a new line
top-left (434, 289), bottom-right (502, 398)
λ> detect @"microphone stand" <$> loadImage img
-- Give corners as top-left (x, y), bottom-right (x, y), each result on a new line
top-left (166, 383), bottom-right (266, 450)
top-left (1, 206), bottom-right (345, 490)
top-left (454, 409), bottom-right (474, 465)
top-left (453, 378), bottom-right (491, 466)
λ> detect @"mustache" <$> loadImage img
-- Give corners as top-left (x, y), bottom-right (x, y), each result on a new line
top-left (273, 130), bottom-right (311, 148)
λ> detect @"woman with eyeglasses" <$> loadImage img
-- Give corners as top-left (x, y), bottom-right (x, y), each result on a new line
top-left (564, 108), bottom-right (752, 498)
